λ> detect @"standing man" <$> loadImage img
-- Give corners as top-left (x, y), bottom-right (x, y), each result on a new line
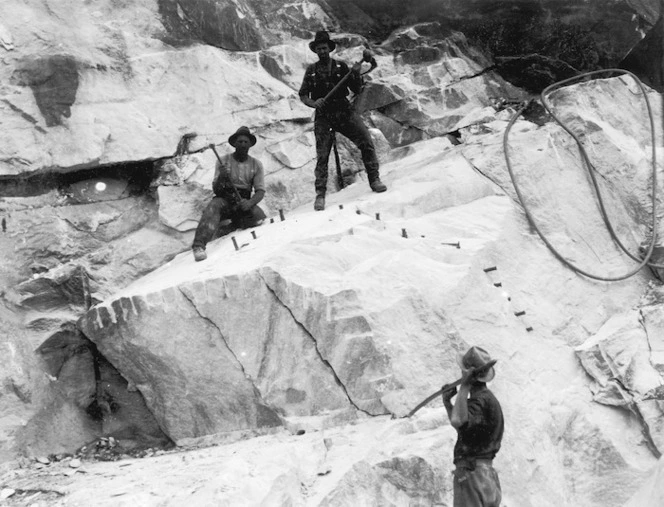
top-left (192, 126), bottom-right (266, 262)
top-left (299, 30), bottom-right (387, 211)
top-left (443, 346), bottom-right (504, 507)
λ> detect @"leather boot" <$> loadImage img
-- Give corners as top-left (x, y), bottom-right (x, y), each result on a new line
top-left (314, 195), bottom-right (325, 211)
top-left (370, 177), bottom-right (387, 193)
top-left (192, 247), bottom-right (207, 262)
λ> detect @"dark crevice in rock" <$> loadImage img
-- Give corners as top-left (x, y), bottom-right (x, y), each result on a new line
top-left (453, 63), bottom-right (497, 84)
top-left (258, 272), bottom-right (375, 417)
top-left (34, 324), bottom-right (173, 452)
top-left (493, 54), bottom-right (581, 93)
top-left (85, 340), bottom-right (120, 422)
top-left (447, 130), bottom-right (462, 145)
top-left (0, 160), bottom-right (157, 201)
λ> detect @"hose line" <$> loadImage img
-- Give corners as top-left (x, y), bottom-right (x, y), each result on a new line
top-left (503, 69), bottom-right (660, 281)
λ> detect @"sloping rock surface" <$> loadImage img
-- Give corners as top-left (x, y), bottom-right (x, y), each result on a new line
top-left (2, 1), bottom-right (664, 505)
top-left (0, 1), bottom-right (528, 465)
top-left (625, 456), bottom-right (664, 507)
top-left (75, 75), bottom-right (664, 506)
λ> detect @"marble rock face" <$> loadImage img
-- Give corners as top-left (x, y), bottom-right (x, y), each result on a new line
top-left (1, 0), bottom-right (530, 465)
top-left (1, 1), bottom-right (664, 505)
top-left (79, 74), bottom-right (664, 502)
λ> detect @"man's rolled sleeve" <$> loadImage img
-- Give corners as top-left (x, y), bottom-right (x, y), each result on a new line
top-left (252, 160), bottom-right (266, 193)
top-left (463, 398), bottom-right (486, 431)
top-left (299, 67), bottom-right (315, 100)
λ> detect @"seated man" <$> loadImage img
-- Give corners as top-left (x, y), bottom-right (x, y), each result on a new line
top-left (192, 126), bottom-right (266, 261)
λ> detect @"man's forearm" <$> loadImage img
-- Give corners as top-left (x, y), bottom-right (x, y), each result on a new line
top-left (248, 189), bottom-right (265, 207)
top-left (444, 399), bottom-right (454, 420)
top-left (300, 94), bottom-right (316, 108)
top-left (450, 385), bottom-right (470, 429)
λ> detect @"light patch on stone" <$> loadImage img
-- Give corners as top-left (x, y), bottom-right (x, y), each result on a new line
top-left (0, 23), bottom-right (14, 51)
top-left (94, 310), bottom-right (103, 329)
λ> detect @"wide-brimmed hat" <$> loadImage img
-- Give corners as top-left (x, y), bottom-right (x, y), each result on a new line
top-left (228, 126), bottom-right (257, 147)
top-left (457, 346), bottom-right (496, 383)
top-left (309, 30), bottom-right (337, 53)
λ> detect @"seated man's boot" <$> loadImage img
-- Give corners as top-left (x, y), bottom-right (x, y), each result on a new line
top-left (314, 194), bottom-right (326, 211)
top-left (370, 177), bottom-right (387, 193)
top-left (192, 246), bottom-right (207, 262)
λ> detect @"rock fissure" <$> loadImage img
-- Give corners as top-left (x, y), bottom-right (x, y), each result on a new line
top-left (258, 271), bottom-right (374, 417)
top-left (463, 156), bottom-right (504, 191)
top-left (596, 344), bottom-right (662, 458)
top-left (177, 287), bottom-right (253, 383)
top-left (639, 308), bottom-right (655, 360)
top-left (627, 400), bottom-right (662, 458)
top-left (452, 63), bottom-right (497, 84)
top-left (1, 98), bottom-right (48, 133)
top-left (376, 112), bottom-right (438, 139)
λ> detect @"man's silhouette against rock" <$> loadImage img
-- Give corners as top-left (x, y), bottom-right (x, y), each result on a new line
top-left (192, 126), bottom-right (266, 261)
top-left (443, 346), bottom-right (504, 507)
top-left (299, 30), bottom-right (387, 211)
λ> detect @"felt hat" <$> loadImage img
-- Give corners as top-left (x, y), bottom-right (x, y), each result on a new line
top-left (457, 346), bottom-right (496, 383)
top-left (309, 30), bottom-right (337, 53)
top-left (228, 126), bottom-right (257, 147)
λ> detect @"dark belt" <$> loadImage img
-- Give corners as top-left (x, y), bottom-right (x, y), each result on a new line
top-left (455, 458), bottom-right (493, 471)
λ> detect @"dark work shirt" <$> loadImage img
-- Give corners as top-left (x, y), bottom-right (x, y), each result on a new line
top-left (298, 58), bottom-right (362, 114)
top-left (453, 385), bottom-right (504, 464)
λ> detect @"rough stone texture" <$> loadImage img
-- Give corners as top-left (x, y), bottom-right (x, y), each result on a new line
top-left (157, 183), bottom-right (212, 232)
top-left (0, 1), bottom-right (522, 183)
top-left (78, 286), bottom-right (286, 443)
top-left (78, 271), bottom-right (354, 443)
top-left (625, 456), bottom-right (664, 507)
top-left (0, 190), bottom-right (190, 459)
top-left (461, 77), bottom-right (664, 285)
top-left (575, 311), bottom-right (664, 454)
top-left (0, 306), bottom-right (39, 464)
top-left (1, 1), bottom-right (664, 504)
top-left (0, 0), bottom-right (312, 177)
top-left (76, 87), bottom-right (663, 503)
top-left (18, 386), bottom-right (100, 460)
top-left (21, 325), bottom-right (171, 454)
top-left (11, 54), bottom-right (79, 127)
top-left (344, 0), bottom-right (661, 90)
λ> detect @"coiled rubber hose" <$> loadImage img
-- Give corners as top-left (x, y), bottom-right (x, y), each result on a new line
top-left (503, 69), bottom-right (661, 281)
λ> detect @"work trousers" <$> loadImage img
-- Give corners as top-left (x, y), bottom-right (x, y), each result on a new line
top-left (453, 461), bottom-right (501, 507)
top-left (192, 197), bottom-right (265, 249)
top-left (314, 108), bottom-right (379, 196)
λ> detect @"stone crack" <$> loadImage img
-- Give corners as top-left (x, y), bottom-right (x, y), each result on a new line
top-left (258, 271), bottom-right (375, 417)
top-left (178, 287), bottom-right (251, 382)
